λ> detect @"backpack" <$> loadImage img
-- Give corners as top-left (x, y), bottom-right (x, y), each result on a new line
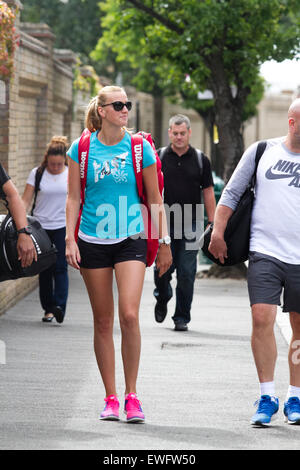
top-left (76, 129), bottom-right (164, 267)
top-left (201, 141), bottom-right (267, 266)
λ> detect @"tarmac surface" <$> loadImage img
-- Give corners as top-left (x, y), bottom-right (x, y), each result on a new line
top-left (0, 263), bottom-right (299, 451)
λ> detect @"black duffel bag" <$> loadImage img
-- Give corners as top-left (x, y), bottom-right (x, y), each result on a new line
top-left (201, 141), bottom-right (267, 266)
top-left (0, 213), bottom-right (57, 282)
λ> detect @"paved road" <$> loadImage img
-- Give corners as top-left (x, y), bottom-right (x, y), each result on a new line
top-left (0, 265), bottom-right (299, 450)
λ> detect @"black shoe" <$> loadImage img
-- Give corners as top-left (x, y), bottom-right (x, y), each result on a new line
top-left (174, 322), bottom-right (188, 331)
top-left (53, 306), bottom-right (64, 324)
top-left (154, 301), bottom-right (168, 323)
top-left (42, 313), bottom-right (54, 323)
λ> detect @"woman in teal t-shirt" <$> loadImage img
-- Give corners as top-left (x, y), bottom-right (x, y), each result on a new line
top-left (66, 85), bottom-right (172, 423)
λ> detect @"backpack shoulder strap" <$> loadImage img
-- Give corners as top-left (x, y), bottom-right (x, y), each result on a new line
top-left (78, 128), bottom-right (91, 199)
top-left (255, 141), bottom-right (267, 166)
top-left (74, 128), bottom-right (91, 240)
top-left (159, 146), bottom-right (168, 161)
top-left (35, 166), bottom-right (45, 192)
top-left (131, 133), bottom-right (144, 199)
top-left (252, 140), bottom-right (267, 187)
top-left (31, 166), bottom-right (45, 215)
top-left (195, 148), bottom-right (203, 175)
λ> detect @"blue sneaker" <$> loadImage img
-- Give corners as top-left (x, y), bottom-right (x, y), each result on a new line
top-left (284, 397), bottom-right (300, 425)
top-left (251, 395), bottom-right (279, 426)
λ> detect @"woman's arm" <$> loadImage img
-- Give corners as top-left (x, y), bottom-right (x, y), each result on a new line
top-left (142, 163), bottom-right (172, 276)
top-left (65, 157), bottom-right (81, 269)
top-left (22, 184), bottom-right (35, 212)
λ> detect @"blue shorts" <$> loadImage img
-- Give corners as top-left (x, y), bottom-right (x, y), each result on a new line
top-left (247, 251), bottom-right (300, 313)
top-left (78, 236), bottom-right (147, 269)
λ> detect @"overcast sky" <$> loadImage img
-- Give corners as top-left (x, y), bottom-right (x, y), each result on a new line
top-left (260, 58), bottom-right (300, 94)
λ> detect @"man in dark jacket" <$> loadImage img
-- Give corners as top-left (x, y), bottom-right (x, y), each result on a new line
top-left (154, 114), bottom-right (216, 331)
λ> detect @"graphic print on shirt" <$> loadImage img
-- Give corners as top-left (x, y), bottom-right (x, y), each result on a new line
top-left (265, 159), bottom-right (300, 187)
top-left (93, 152), bottom-right (128, 183)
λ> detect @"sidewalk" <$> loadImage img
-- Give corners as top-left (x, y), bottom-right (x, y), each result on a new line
top-left (0, 264), bottom-right (299, 450)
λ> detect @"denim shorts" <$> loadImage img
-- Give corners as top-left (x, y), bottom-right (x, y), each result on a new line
top-left (78, 236), bottom-right (147, 269)
top-left (247, 251), bottom-right (300, 313)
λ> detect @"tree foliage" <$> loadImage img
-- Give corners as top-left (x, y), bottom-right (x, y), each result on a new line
top-left (94, 0), bottom-right (300, 180)
top-left (21, 0), bottom-right (104, 73)
top-left (0, 1), bottom-right (19, 80)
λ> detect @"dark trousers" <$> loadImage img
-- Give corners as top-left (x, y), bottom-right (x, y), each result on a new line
top-left (39, 227), bottom-right (68, 315)
top-left (153, 235), bottom-right (198, 325)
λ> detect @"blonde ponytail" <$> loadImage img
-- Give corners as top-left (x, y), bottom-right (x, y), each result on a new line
top-left (85, 96), bottom-right (102, 132)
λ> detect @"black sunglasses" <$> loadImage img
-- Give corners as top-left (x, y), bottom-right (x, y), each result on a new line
top-left (102, 101), bottom-right (132, 112)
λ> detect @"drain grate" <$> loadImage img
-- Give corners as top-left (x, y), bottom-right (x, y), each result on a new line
top-left (161, 342), bottom-right (203, 350)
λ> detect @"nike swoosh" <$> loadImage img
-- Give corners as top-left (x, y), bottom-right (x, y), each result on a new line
top-left (265, 168), bottom-right (296, 180)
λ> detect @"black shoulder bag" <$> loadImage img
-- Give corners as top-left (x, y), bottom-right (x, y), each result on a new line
top-left (201, 141), bottom-right (267, 266)
top-left (0, 197), bottom-right (57, 282)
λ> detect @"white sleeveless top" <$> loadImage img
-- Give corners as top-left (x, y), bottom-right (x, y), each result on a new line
top-left (27, 167), bottom-right (68, 230)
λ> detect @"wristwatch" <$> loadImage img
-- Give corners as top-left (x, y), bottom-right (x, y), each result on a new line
top-left (17, 225), bottom-right (32, 235)
top-left (158, 235), bottom-right (171, 245)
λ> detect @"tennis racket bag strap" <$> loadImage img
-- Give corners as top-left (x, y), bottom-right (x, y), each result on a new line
top-left (0, 214), bottom-right (57, 282)
top-left (131, 133), bottom-right (159, 267)
top-left (75, 128), bottom-right (91, 241)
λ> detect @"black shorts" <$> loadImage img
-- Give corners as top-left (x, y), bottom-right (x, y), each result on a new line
top-left (78, 236), bottom-right (147, 269)
top-left (247, 251), bottom-right (300, 313)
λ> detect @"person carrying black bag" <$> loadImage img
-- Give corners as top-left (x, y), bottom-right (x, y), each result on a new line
top-left (153, 114), bottom-right (216, 332)
top-left (209, 98), bottom-right (300, 427)
top-left (0, 163), bottom-right (36, 268)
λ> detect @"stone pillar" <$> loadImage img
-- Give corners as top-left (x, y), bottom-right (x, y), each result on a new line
top-left (0, 80), bottom-right (9, 174)
top-left (21, 23), bottom-right (56, 153)
top-left (0, 1), bottom-right (22, 179)
top-left (54, 49), bottom-right (77, 139)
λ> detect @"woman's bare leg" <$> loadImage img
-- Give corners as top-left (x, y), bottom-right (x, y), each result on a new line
top-left (115, 261), bottom-right (146, 395)
top-left (81, 267), bottom-right (116, 397)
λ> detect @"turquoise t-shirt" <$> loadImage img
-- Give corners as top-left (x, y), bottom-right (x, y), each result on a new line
top-left (67, 131), bottom-right (156, 239)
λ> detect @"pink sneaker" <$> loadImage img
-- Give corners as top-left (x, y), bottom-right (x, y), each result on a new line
top-left (124, 393), bottom-right (145, 423)
top-left (100, 395), bottom-right (120, 421)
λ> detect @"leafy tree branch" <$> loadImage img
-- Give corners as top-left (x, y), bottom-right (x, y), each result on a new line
top-left (126, 0), bottom-right (183, 34)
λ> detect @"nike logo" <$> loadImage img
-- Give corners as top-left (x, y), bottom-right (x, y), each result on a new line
top-left (265, 168), bottom-right (296, 180)
top-left (265, 159), bottom-right (300, 187)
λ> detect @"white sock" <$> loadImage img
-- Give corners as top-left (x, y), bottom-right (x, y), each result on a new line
top-left (260, 381), bottom-right (275, 397)
top-left (286, 385), bottom-right (300, 401)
